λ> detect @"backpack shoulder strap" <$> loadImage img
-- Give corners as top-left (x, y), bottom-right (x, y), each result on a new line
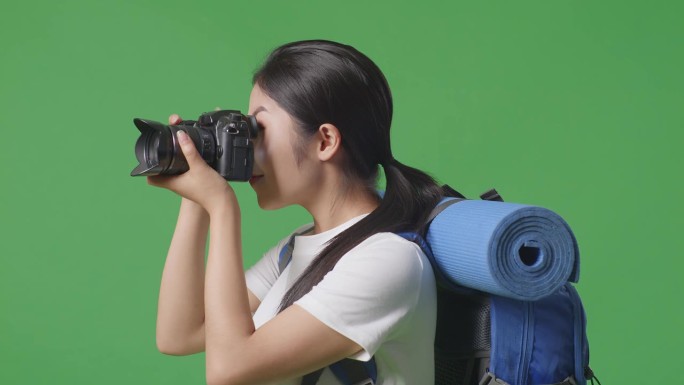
top-left (278, 225), bottom-right (315, 274)
top-left (302, 358), bottom-right (377, 385)
top-left (278, 226), bottom-right (377, 385)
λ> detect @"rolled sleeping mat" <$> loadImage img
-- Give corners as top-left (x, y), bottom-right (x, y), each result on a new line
top-left (426, 198), bottom-right (580, 301)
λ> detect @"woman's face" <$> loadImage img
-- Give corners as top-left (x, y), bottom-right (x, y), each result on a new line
top-left (248, 85), bottom-right (320, 210)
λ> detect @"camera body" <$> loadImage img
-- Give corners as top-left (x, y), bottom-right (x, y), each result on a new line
top-left (131, 110), bottom-right (259, 181)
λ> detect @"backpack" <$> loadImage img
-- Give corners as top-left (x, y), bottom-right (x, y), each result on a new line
top-left (278, 187), bottom-right (600, 385)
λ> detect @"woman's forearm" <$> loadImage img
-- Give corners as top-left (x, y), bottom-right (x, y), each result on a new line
top-left (204, 196), bottom-right (256, 383)
top-left (156, 197), bottom-right (209, 355)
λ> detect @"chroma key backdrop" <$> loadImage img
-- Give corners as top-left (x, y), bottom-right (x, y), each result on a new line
top-left (1, 1), bottom-right (681, 384)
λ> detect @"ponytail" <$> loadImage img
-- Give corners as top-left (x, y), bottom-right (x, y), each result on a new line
top-left (381, 158), bottom-right (444, 232)
top-left (278, 157), bottom-right (443, 312)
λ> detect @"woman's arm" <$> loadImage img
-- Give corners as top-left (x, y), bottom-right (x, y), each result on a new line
top-left (204, 203), bottom-right (363, 385)
top-left (148, 130), bottom-right (361, 385)
top-left (154, 115), bottom-right (261, 356)
top-left (155, 197), bottom-right (208, 355)
top-left (155, 196), bottom-right (263, 356)
top-left (151, 130), bottom-right (362, 384)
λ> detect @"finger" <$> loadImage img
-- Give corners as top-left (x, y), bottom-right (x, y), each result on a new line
top-left (176, 130), bottom-right (200, 165)
top-left (147, 175), bottom-right (159, 186)
top-left (169, 114), bottom-right (183, 125)
top-left (146, 175), bottom-right (169, 188)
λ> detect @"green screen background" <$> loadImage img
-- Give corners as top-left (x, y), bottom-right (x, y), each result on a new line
top-left (1, 1), bottom-right (681, 384)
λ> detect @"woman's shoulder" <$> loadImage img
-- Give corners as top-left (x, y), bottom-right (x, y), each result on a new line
top-left (337, 232), bottom-right (431, 276)
top-left (292, 222), bottom-right (315, 235)
top-left (359, 232), bottom-right (426, 254)
top-left (255, 222), bottom-right (315, 263)
top-left (275, 222), bottom-right (315, 248)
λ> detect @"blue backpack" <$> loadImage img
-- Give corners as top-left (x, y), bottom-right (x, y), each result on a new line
top-left (278, 188), bottom-right (600, 385)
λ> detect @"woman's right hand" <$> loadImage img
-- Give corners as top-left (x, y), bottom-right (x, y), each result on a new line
top-left (166, 113), bottom-right (203, 210)
top-left (148, 110), bottom-right (236, 214)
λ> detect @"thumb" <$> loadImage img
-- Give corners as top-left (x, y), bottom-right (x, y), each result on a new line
top-left (176, 130), bottom-right (200, 165)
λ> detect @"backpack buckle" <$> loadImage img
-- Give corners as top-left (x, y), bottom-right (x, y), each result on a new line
top-left (478, 372), bottom-right (510, 385)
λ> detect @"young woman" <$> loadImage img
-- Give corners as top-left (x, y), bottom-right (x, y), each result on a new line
top-left (151, 40), bottom-right (443, 385)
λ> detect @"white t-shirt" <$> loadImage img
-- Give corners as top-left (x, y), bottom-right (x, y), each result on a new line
top-left (245, 215), bottom-right (437, 385)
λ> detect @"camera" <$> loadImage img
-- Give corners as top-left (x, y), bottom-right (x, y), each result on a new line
top-left (130, 110), bottom-right (259, 181)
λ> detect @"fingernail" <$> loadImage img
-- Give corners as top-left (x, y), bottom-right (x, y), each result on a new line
top-left (177, 130), bottom-right (189, 143)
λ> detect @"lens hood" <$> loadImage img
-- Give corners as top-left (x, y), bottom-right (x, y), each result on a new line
top-left (130, 118), bottom-right (176, 176)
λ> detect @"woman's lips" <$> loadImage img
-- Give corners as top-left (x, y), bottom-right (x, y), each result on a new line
top-left (249, 175), bottom-right (264, 185)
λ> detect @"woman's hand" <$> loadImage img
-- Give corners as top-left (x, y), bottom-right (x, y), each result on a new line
top-left (147, 114), bottom-right (236, 215)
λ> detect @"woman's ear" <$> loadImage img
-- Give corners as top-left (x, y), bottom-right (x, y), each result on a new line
top-left (315, 123), bottom-right (342, 161)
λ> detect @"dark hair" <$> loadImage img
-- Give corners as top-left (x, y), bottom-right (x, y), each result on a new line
top-left (252, 40), bottom-right (443, 311)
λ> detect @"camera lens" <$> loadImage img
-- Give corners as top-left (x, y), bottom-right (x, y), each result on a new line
top-left (130, 118), bottom-right (216, 177)
top-left (146, 133), bottom-right (160, 167)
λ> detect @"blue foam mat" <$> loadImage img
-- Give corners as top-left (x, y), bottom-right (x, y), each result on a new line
top-left (426, 199), bottom-right (579, 300)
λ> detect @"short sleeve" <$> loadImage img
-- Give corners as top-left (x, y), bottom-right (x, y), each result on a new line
top-left (294, 233), bottom-right (430, 360)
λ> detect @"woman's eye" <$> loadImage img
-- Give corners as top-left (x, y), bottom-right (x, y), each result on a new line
top-left (254, 123), bottom-right (265, 140)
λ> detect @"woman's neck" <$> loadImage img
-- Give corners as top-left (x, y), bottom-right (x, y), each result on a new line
top-left (305, 183), bottom-right (379, 234)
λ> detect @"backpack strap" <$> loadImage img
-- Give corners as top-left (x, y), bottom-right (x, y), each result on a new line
top-left (479, 372), bottom-right (580, 385)
top-left (277, 227), bottom-right (377, 385)
top-left (300, 369), bottom-right (324, 385)
top-left (440, 185), bottom-right (503, 203)
top-left (278, 225), bottom-right (315, 274)
top-left (330, 359), bottom-right (377, 385)
top-left (301, 359), bottom-right (377, 385)
top-left (426, 196), bottom-right (465, 224)
top-left (479, 188), bottom-right (503, 202)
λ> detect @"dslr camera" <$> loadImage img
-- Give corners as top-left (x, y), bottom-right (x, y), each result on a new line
top-left (131, 110), bottom-right (259, 181)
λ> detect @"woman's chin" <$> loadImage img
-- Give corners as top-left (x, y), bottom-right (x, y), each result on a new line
top-left (255, 194), bottom-right (284, 211)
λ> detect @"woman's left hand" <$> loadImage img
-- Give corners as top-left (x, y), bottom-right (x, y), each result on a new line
top-left (147, 130), bottom-right (236, 214)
